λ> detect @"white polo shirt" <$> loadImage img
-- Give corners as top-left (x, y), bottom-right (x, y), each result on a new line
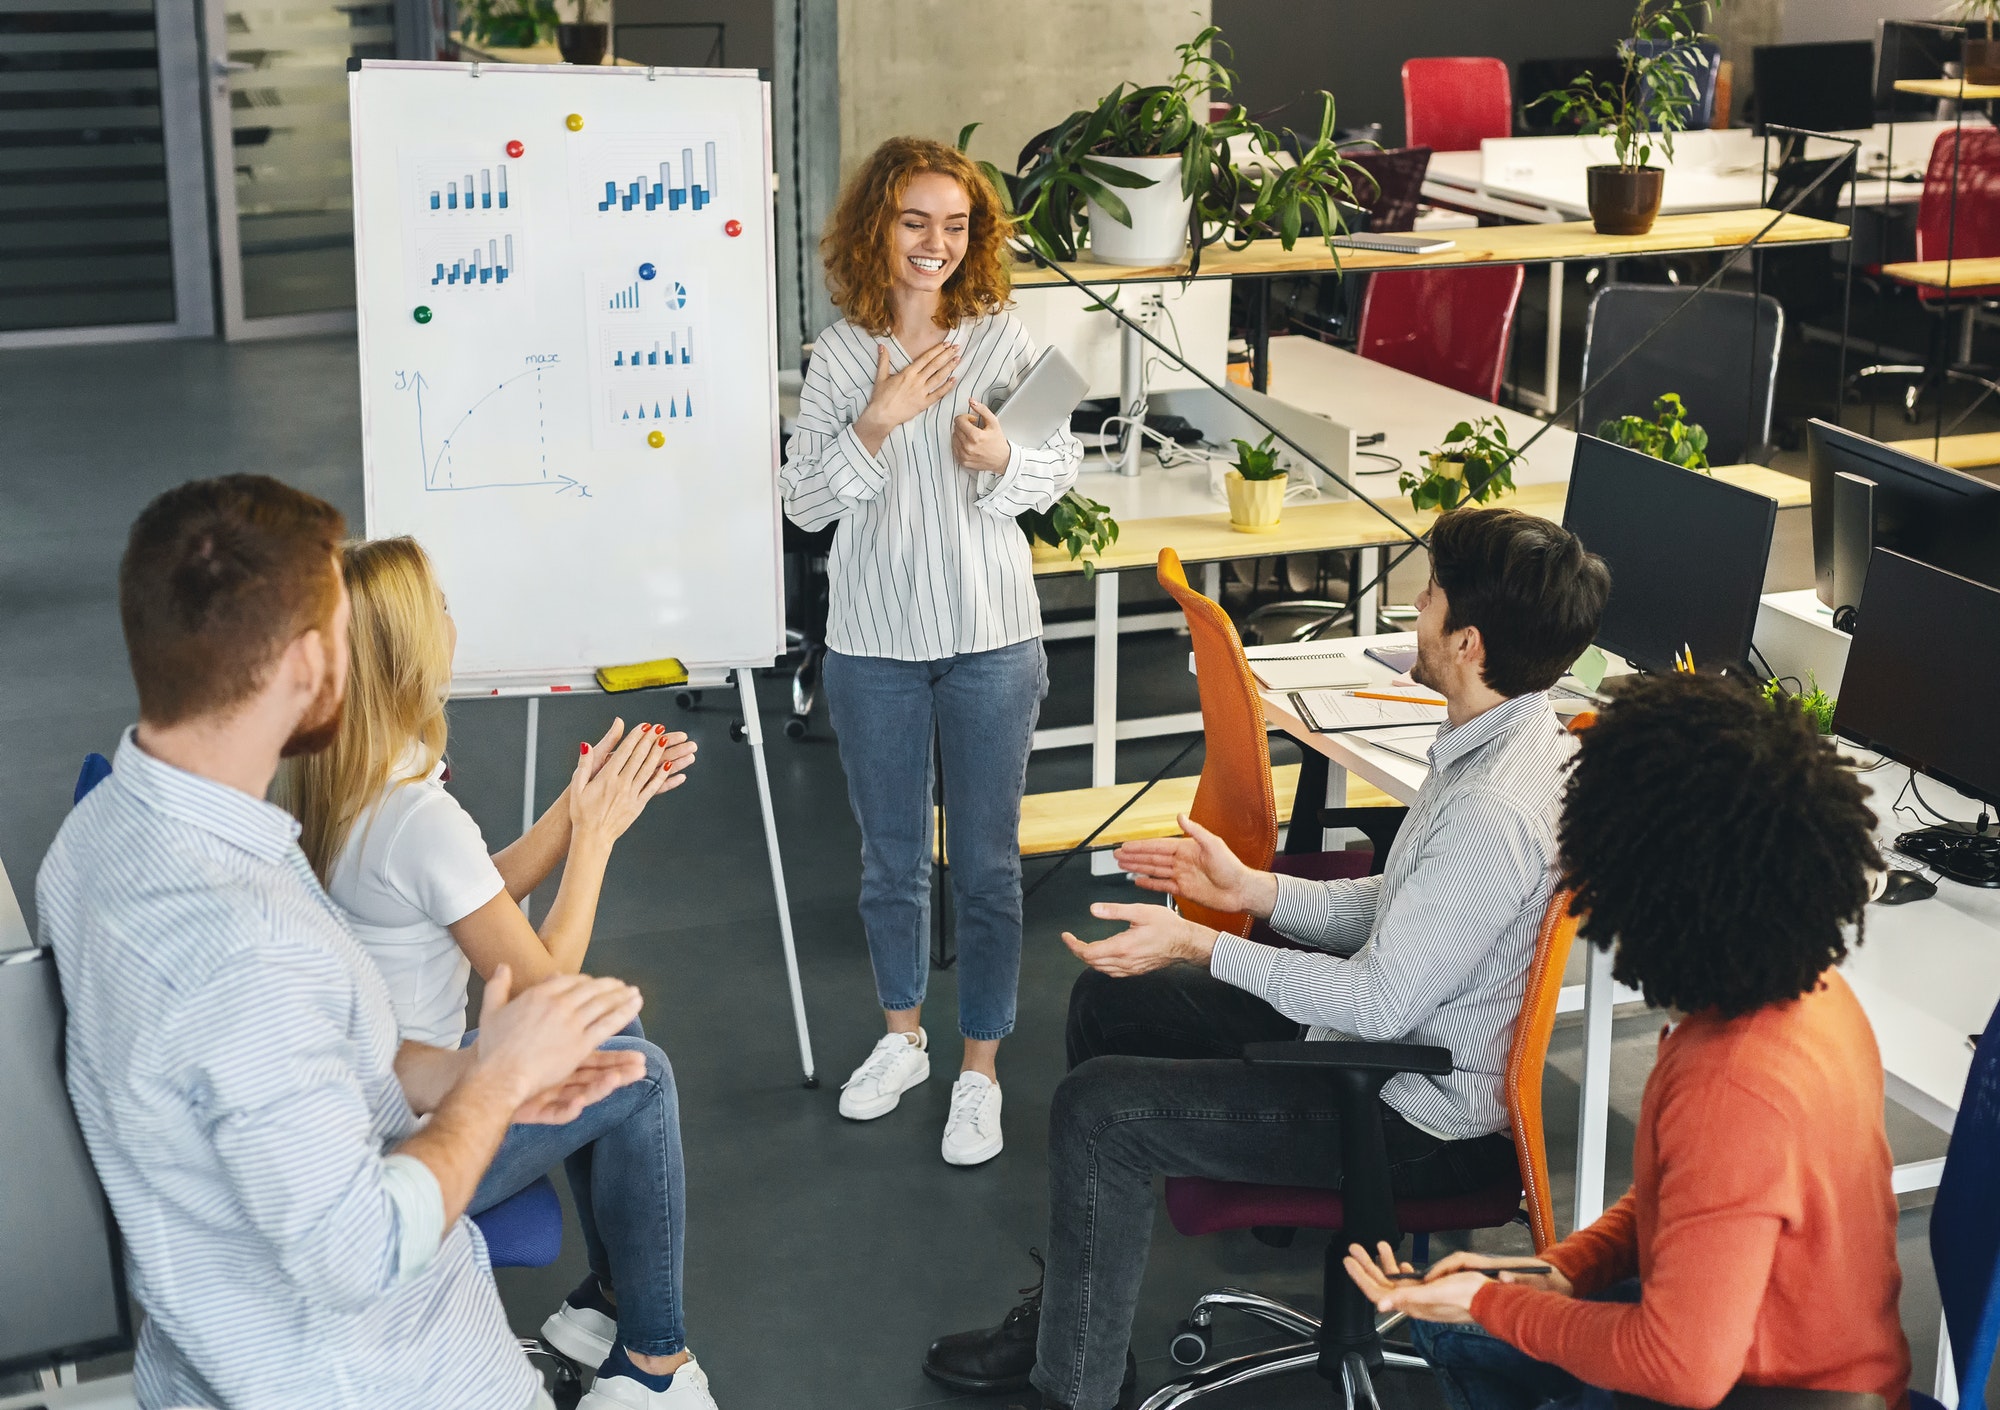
top-left (325, 753), bottom-right (508, 1048)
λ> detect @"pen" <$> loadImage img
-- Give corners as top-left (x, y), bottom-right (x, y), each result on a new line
top-left (1384, 1263), bottom-right (1553, 1281)
top-left (1350, 690), bottom-right (1447, 708)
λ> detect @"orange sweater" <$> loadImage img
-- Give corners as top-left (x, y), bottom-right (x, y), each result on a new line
top-left (1474, 970), bottom-right (1911, 1409)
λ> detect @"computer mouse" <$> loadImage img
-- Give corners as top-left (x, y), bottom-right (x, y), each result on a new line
top-left (1877, 869), bottom-right (1938, 906)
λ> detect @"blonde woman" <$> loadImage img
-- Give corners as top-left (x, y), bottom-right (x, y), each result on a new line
top-left (278, 537), bottom-right (716, 1410)
top-left (781, 137), bottom-right (1081, 1166)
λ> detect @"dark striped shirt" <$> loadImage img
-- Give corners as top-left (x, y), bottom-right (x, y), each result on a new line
top-left (780, 313), bottom-right (1083, 660)
top-left (1210, 693), bottom-right (1577, 1141)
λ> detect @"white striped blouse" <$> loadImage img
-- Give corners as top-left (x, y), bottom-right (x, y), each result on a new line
top-left (39, 731), bottom-right (538, 1410)
top-left (1210, 693), bottom-right (1578, 1142)
top-left (781, 312), bottom-right (1084, 661)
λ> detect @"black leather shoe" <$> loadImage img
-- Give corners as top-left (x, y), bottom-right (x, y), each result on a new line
top-left (923, 1252), bottom-right (1045, 1392)
top-left (923, 1253), bottom-right (1141, 1402)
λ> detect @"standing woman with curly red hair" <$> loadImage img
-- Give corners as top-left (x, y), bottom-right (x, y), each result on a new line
top-left (781, 136), bottom-right (1082, 1166)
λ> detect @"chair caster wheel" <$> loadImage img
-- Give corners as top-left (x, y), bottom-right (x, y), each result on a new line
top-left (676, 689), bottom-right (702, 709)
top-left (729, 719), bottom-right (747, 743)
top-left (1169, 1319), bottom-right (1212, 1367)
top-left (783, 715), bottom-right (809, 739)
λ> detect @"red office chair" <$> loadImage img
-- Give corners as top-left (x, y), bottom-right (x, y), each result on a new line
top-left (1851, 127), bottom-right (2000, 420)
top-left (1402, 57), bottom-right (1512, 152)
top-left (1356, 264), bottom-right (1527, 402)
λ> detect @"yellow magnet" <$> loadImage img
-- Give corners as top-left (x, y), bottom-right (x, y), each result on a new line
top-left (646, 429), bottom-right (665, 448)
top-left (565, 112), bottom-right (585, 132)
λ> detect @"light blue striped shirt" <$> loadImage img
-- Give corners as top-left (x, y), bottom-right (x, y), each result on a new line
top-left (1210, 692), bottom-right (1575, 1141)
top-left (38, 731), bottom-right (539, 1410)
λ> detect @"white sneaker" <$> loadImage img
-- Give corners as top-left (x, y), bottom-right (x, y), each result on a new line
top-left (839, 1028), bottom-right (931, 1120)
top-left (578, 1350), bottom-right (718, 1410)
top-left (940, 1070), bottom-right (1004, 1166)
top-left (541, 1276), bottom-right (617, 1366)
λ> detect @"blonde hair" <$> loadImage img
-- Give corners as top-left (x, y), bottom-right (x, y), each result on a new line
top-left (276, 536), bottom-right (453, 882)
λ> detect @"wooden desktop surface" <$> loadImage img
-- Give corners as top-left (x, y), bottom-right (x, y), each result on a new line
top-left (1884, 430), bottom-right (2000, 469)
top-left (1878, 257), bottom-right (2000, 289)
top-left (1010, 210), bottom-right (1849, 287)
top-left (1033, 464), bottom-right (1806, 577)
top-left (1895, 77), bottom-right (2000, 102)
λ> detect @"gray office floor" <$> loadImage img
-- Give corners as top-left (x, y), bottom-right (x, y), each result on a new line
top-left (0, 334), bottom-right (1956, 1409)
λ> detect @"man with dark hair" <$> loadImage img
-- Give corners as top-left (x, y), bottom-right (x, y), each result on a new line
top-left (42, 476), bottom-right (649, 1410)
top-left (926, 507), bottom-right (1612, 1410)
top-left (1347, 673), bottom-right (1910, 1410)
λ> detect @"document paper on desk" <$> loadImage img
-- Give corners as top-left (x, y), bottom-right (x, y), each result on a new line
top-left (1248, 655), bottom-right (1372, 691)
top-left (1291, 689), bottom-right (1448, 733)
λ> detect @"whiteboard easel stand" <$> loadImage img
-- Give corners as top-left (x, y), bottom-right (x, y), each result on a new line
top-left (477, 674), bottom-right (818, 1087)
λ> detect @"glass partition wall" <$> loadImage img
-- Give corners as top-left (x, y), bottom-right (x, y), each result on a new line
top-left (204, 0), bottom-right (391, 336)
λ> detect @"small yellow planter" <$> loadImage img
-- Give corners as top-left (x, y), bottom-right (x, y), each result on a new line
top-left (1226, 471), bottom-right (1286, 533)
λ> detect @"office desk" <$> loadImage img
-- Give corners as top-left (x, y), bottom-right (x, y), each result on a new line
top-left (1884, 429), bottom-right (2000, 467)
top-left (1251, 624), bottom-right (1997, 1258)
top-left (1877, 256), bottom-right (2000, 289)
top-left (1027, 336), bottom-right (1800, 771)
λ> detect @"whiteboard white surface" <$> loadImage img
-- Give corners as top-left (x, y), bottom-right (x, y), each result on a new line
top-left (350, 61), bottom-right (784, 687)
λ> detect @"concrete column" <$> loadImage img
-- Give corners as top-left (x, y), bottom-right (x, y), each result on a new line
top-left (1713, 0), bottom-right (1784, 124)
top-left (775, 0), bottom-right (841, 370)
top-left (836, 0), bottom-right (1212, 183)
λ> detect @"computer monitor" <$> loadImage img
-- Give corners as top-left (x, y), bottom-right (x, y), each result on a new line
top-left (1877, 19), bottom-right (1964, 118)
top-left (1561, 435), bottom-right (1777, 676)
top-left (0, 948), bottom-right (131, 1377)
top-left (1833, 550), bottom-right (2000, 884)
top-left (1753, 41), bottom-right (1875, 134)
top-left (1806, 419), bottom-right (2000, 615)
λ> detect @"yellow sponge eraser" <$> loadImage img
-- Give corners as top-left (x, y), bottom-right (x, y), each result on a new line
top-left (595, 658), bottom-right (689, 693)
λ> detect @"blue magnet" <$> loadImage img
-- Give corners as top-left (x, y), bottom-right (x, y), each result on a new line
top-left (638, 262), bottom-right (657, 281)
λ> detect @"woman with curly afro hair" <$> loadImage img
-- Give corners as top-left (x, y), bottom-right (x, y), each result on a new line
top-left (779, 137), bottom-right (1082, 1166)
top-left (1348, 672), bottom-right (1913, 1410)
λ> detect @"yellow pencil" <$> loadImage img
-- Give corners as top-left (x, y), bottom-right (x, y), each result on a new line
top-left (1350, 690), bottom-right (1447, 707)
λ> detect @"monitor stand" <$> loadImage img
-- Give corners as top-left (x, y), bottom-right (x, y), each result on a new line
top-left (1896, 821), bottom-right (2000, 888)
top-left (1829, 469), bottom-right (1875, 633)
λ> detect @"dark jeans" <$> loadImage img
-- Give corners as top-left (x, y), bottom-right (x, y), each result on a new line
top-left (463, 1021), bottom-right (688, 1358)
top-left (1413, 1280), bottom-right (1640, 1410)
top-left (1033, 966), bottom-right (1520, 1410)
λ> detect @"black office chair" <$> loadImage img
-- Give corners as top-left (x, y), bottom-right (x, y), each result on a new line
top-left (1579, 283), bottom-right (1784, 465)
top-left (1758, 151), bottom-right (1857, 342)
top-left (781, 518), bottom-right (834, 739)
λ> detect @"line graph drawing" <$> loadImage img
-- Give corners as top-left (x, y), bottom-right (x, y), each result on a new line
top-left (401, 365), bottom-right (590, 496)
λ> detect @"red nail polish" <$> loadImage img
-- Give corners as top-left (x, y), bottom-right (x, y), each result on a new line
top-left (580, 742), bottom-right (590, 755)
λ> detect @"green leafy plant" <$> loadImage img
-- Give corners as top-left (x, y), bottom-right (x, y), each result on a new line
top-left (1019, 491), bottom-right (1119, 579)
top-left (1597, 392), bottom-right (1711, 470)
top-left (1763, 671), bottom-right (1837, 735)
top-left (958, 27), bottom-right (1369, 270)
top-left (457, 0), bottom-right (559, 47)
top-left (1401, 416), bottom-right (1519, 512)
top-left (1229, 433), bottom-right (1285, 482)
top-left (1531, 0), bottom-right (1718, 171)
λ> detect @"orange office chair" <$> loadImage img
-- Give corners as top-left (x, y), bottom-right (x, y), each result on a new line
top-left (1156, 547), bottom-right (1279, 939)
top-left (1150, 883), bottom-right (1585, 1407)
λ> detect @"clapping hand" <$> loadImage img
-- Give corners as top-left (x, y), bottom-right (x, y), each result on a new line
top-left (472, 965), bottom-right (646, 1121)
top-left (567, 720), bottom-right (692, 851)
top-left (1114, 815), bottom-right (1274, 917)
top-left (1343, 1242), bottom-right (1573, 1325)
top-left (1061, 902), bottom-right (1217, 977)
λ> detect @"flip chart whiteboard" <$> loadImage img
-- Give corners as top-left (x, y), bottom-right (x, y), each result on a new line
top-left (350, 60), bottom-right (784, 688)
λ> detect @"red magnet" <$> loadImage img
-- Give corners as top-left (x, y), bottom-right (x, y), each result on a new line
top-left (724, 219), bottom-right (742, 238)
top-left (505, 139), bottom-right (525, 158)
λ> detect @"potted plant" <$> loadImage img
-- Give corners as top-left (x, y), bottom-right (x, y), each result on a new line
top-left (557, 0), bottom-right (611, 66)
top-left (1597, 392), bottom-right (1711, 470)
top-left (1225, 433), bottom-right (1289, 532)
top-left (458, 0), bottom-right (558, 49)
top-left (1019, 491), bottom-right (1119, 577)
top-left (1401, 416), bottom-right (1520, 512)
top-left (962, 26), bottom-right (1370, 273)
top-left (1762, 672), bottom-right (1836, 735)
top-left (1532, 0), bottom-right (1717, 235)
top-left (1951, 0), bottom-right (2000, 85)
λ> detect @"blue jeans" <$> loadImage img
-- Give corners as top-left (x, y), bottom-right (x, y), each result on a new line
top-left (1413, 1279), bottom-right (1639, 1410)
top-left (822, 639), bottom-right (1048, 1041)
top-left (464, 1024), bottom-right (687, 1358)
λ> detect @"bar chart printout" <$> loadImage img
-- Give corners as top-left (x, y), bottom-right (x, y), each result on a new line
top-left (429, 234), bottom-right (516, 287)
top-left (595, 140), bottom-right (721, 214)
top-left (425, 164), bottom-right (509, 214)
top-left (610, 329), bottom-right (694, 367)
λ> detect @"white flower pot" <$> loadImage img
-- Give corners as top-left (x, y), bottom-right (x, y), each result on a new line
top-left (1085, 154), bottom-right (1192, 267)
